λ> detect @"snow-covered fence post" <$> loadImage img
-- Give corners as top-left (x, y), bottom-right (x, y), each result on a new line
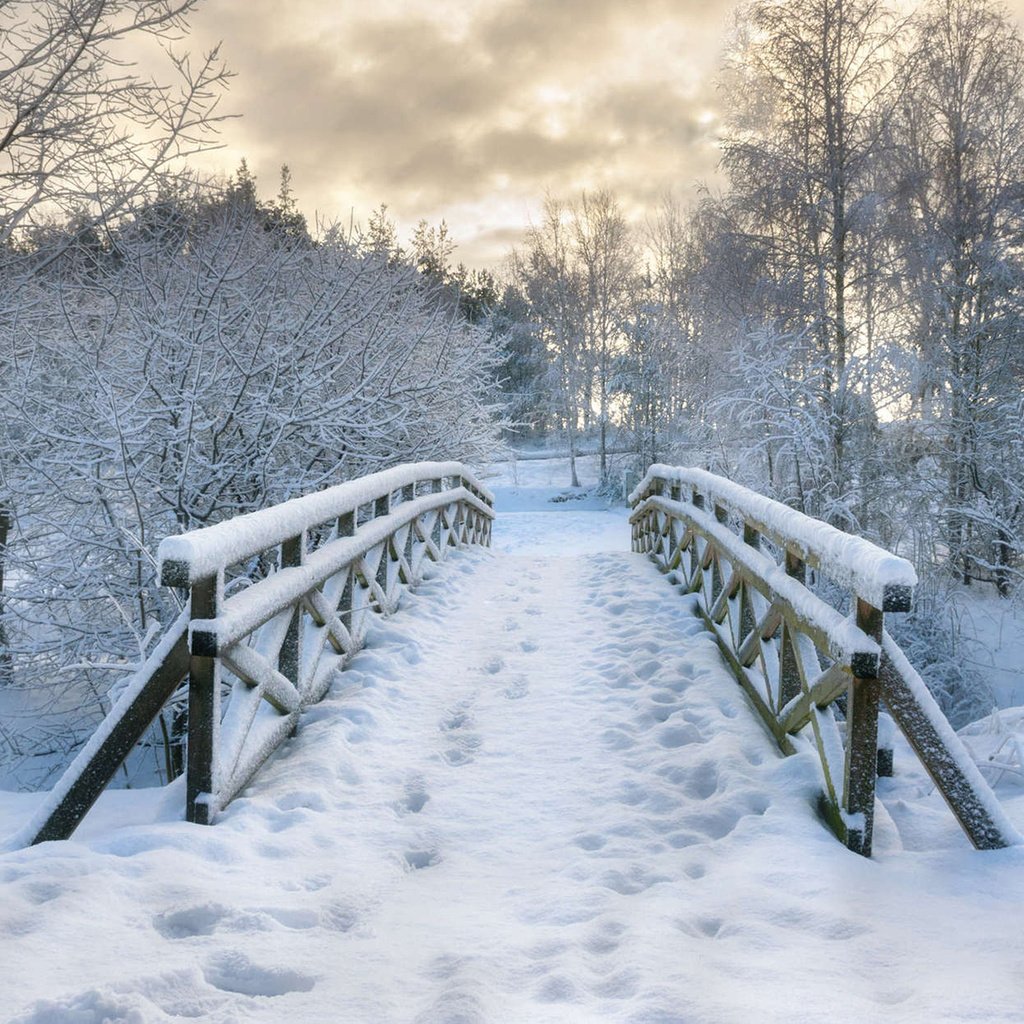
top-left (186, 572), bottom-right (221, 826)
top-left (279, 532), bottom-right (304, 712)
top-left (628, 465), bottom-right (1022, 855)
top-left (15, 462), bottom-right (494, 846)
top-left (374, 493), bottom-right (391, 601)
top-left (431, 478), bottom-right (444, 551)
top-left (841, 599), bottom-right (883, 856)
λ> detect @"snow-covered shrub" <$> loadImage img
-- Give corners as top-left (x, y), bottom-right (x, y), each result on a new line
top-left (0, 198), bottom-right (503, 787)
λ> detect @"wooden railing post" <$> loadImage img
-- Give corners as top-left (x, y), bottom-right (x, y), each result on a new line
top-left (450, 476), bottom-right (464, 547)
top-left (778, 550), bottom-right (806, 709)
top-left (843, 598), bottom-right (883, 856)
top-left (739, 523), bottom-right (760, 642)
top-left (280, 533), bottom-right (304, 701)
top-left (338, 511), bottom-right (355, 624)
top-left (401, 484), bottom-right (416, 574)
top-left (375, 492), bottom-right (391, 592)
top-left (711, 503), bottom-right (728, 601)
top-left (431, 478), bottom-right (444, 551)
top-left (187, 572), bottom-right (221, 825)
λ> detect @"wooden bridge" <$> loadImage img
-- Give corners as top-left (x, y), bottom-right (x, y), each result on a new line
top-left (11, 461), bottom-right (1020, 858)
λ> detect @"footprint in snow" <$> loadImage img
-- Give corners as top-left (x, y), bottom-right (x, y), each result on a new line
top-left (503, 675), bottom-right (529, 700)
top-left (404, 849), bottom-right (441, 870)
top-left (396, 788), bottom-right (429, 815)
top-left (154, 903), bottom-right (229, 939)
top-left (203, 951), bottom-right (316, 997)
top-left (321, 901), bottom-right (360, 933)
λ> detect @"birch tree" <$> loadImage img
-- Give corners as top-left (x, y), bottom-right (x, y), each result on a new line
top-left (893, 0), bottom-right (1024, 591)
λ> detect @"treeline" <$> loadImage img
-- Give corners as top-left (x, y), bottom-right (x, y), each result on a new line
top-left (467, 0), bottom-right (1024, 721)
top-left (491, 0), bottom-right (1024, 604)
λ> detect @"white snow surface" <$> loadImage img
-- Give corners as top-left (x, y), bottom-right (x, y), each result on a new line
top-left (3, 471), bottom-right (1024, 1023)
top-left (632, 465), bottom-right (918, 609)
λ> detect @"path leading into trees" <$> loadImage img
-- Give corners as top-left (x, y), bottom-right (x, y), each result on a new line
top-left (3, 467), bottom-right (1024, 1023)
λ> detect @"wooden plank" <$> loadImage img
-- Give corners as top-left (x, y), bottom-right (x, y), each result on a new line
top-left (842, 599), bottom-right (882, 856)
top-left (279, 534), bottom-right (303, 693)
top-left (187, 574), bottom-right (221, 825)
top-left (777, 662), bottom-right (850, 735)
top-left (736, 602), bottom-right (783, 666)
top-left (28, 620), bottom-right (190, 844)
top-left (696, 603), bottom-right (796, 756)
top-left (221, 642), bottom-right (301, 715)
top-left (218, 711), bottom-right (299, 813)
top-left (304, 587), bottom-right (356, 656)
top-left (880, 645), bottom-right (1017, 850)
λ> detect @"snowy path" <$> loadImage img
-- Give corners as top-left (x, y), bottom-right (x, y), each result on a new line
top-left (3, 483), bottom-right (1024, 1022)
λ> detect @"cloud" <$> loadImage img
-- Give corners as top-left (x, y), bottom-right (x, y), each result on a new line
top-left (187, 0), bottom-right (735, 265)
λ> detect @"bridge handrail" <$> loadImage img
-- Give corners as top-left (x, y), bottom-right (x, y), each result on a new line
top-left (159, 461), bottom-right (493, 584)
top-left (630, 465), bottom-right (917, 611)
top-left (630, 465), bottom-right (1021, 856)
top-left (14, 461), bottom-right (493, 847)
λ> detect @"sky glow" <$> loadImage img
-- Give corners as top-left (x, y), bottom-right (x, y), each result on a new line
top-left (187, 0), bottom-right (1024, 268)
top-left (187, 0), bottom-right (730, 266)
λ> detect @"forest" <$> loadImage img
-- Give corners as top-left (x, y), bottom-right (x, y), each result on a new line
top-left (2, 0), bottom-right (1023, 785)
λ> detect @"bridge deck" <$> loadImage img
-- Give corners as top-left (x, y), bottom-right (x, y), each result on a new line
top-left (4, 495), bottom-right (1024, 1021)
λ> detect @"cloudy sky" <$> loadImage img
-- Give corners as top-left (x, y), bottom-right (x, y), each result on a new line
top-left (186, 0), bottom-right (732, 267)
top-left (183, 0), bottom-right (1024, 268)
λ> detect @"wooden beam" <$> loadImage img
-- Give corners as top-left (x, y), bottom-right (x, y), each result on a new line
top-left (29, 621), bottom-right (190, 844)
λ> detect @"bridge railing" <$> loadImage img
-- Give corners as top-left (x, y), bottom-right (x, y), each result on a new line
top-left (630, 465), bottom-right (1021, 856)
top-left (16, 462), bottom-right (493, 846)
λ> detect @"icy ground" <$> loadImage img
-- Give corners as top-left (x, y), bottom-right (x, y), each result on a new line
top-left (3, 457), bottom-right (1024, 1023)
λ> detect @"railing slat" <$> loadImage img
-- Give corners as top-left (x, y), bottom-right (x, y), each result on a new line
top-left (17, 614), bottom-right (191, 847)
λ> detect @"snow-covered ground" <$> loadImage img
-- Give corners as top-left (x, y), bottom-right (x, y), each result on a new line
top-left (3, 461), bottom-right (1024, 1023)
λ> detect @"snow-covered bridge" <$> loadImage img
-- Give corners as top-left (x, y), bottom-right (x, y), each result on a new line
top-left (3, 459), bottom-right (1024, 1022)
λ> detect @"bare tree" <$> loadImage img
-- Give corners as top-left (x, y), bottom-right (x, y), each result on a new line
top-left (513, 198), bottom-right (587, 487)
top-left (721, 0), bottom-right (904, 523)
top-left (0, 1), bottom-right (230, 243)
top-left (572, 190), bottom-right (635, 481)
top-left (0, 0), bottom-right (229, 688)
top-left (891, 0), bottom-right (1024, 592)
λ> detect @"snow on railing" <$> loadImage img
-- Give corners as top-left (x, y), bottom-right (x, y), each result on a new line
top-left (17, 462), bottom-right (493, 846)
top-left (630, 466), bottom-right (1021, 856)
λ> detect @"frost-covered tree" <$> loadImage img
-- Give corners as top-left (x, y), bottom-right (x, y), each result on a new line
top-left (720, 0), bottom-right (903, 524)
top-left (891, 0), bottom-right (1024, 592)
top-left (0, 1), bottom-right (229, 243)
top-left (572, 191), bottom-right (635, 480)
top-left (0, 187), bottom-right (503, 786)
top-left (512, 198), bottom-right (588, 486)
top-left (0, 0), bottom-right (230, 691)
